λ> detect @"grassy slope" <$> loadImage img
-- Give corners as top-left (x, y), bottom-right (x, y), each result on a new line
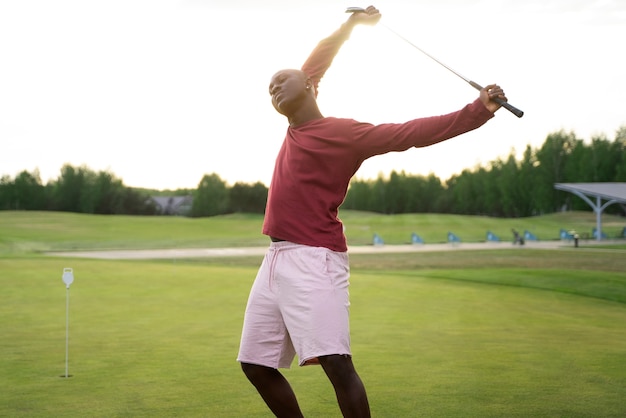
top-left (1, 210), bottom-right (624, 253)
top-left (0, 211), bottom-right (268, 253)
top-left (341, 210), bottom-right (625, 245)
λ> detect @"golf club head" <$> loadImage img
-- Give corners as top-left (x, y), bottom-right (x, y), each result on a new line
top-left (345, 7), bottom-right (366, 13)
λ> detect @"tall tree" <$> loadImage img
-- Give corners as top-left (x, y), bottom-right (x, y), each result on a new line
top-left (589, 135), bottom-right (618, 182)
top-left (477, 164), bottom-right (500, 215)
top-left (424, 174), bottom-right (445, 213)
top-left (496, 153), bottom-right (520, 217)
top-left (0, 175), bottom-right (11, 209)
top-left (13, 170), bottom-right (46, 210)
top-left (386, 171), bottom-right (405, 214)
top-left (534, 130), bottom-right (577, 212)
top-left (229, 182), bottom-right (268, 213)
top-left (91, 171), bottom-right (125, 214)
top-left (344, 179), bottom-right (371, 211)
top-left (191, 173), bottom-right (229, 217)
top-left (614, 126), bottom-right (626, 181)
top-left (517, 145), bottom-right (538, 216)
top-left (368, 175), bottom-right (387, 213)
top-left (50, 164), bottom-right (88, 212)
top-left (563, 138), bottom-right (587, 184)
top-left (447, 169), bottom-right (478, 214)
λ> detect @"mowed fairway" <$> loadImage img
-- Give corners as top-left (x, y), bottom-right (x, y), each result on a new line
top-left (1, 212), bottom-right (626, 417)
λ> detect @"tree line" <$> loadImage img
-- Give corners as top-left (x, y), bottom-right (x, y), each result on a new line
top-left (1, 127), bottom-right (625, 217)
top-left (344, 127), bottom-right (626, 217)
top-left (0, 166), bottom-right (268, 216)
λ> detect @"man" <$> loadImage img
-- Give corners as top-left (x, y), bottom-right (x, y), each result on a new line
top-left (237, 6), bottom-right (507, 417)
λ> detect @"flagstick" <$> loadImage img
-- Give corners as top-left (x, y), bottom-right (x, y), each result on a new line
top-left (65, 285), bottom-right (70, 378)
top-left (62, 268), bottom-right (74, 378)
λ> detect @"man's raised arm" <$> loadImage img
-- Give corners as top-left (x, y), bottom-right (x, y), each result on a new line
top-left (301, 6), bottom-right (381, 97)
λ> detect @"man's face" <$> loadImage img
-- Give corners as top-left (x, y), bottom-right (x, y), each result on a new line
top-left (269, 69), bottom-right (309, 116)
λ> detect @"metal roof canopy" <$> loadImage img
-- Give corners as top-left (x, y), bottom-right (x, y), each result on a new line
top-left (554, 182), bottom-right (626, 240)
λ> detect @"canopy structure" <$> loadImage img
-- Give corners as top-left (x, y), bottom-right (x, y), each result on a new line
top-left (554, 183), bottom-right (626, 240)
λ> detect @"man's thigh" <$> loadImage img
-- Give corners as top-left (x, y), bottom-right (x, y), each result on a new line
top-left (276, 246), bottom-right (351, 366)
top-left (238, 248), bottom-right (296, 368)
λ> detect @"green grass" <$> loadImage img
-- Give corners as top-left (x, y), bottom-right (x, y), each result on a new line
top-left (0, 211), bottom-right (269, 253)
top-left (351, 272), bottom-right (626, 417)
top-left (1, 210), bottom-right (624, 254)
top-left (0, 258), bottom-right (253, 417)
top-left (1, 211), bottom-right (626, 417)
top-left (339, 210), bottom-right (626, 245)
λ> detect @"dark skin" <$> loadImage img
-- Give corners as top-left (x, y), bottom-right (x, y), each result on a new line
top-left (242, 355), bottom-right (369, 418)
top-left (244, 5), bottom-right (508, 418)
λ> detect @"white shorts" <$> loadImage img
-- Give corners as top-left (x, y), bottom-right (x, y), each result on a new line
top-left (237, 241), bottom-right (351, 368)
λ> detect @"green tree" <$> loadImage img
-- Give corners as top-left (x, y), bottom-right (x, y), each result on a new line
top-left (563, 138), bottom-right (587, 184)
top-left (13, 170), bottom-right (46, 210)
top-left (369, 175), bottom-right (387, 213)
top-left (447, 169), bottom-right (478, 214)
top-left (0, 175), bottom-right (11, 209)
top-left (422, 174), bottom-right (445, 213)
top-left (0, 170), bottom-right (47, 210)
top-left (534, 130), bottom-right (577, 212)
top-left (191, 173), bottom-right (229, 217)
top-left (395, 172), bottom-right (443, 213)
top-left (614, 126), bottom-right (626, 181)
top-left (476, 165), bottom-right (500, 215)
top-left (229, 182), bottom-right (268, 213)
top-left (517, 145), bottom-right (538, 216)
top-left (496, 153), bottom-right (520, 217)
top-left (589, 135), bottom-right (619, 182)
top-left (45, 164), bottom-right (155, 215)
top-left (121, 187), bottom-right (159, 215)
top-left (90, 171), bottom-right (126, 214)
top-left (343, 179), bottom-right (371, 211)
top-left (50, 164), bottom-right (88, 212)
top-left (386, 171), bottom-right (405, 214)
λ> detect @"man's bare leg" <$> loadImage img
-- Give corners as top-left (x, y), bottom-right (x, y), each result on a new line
top-left (241, 362), bottom-right (304, 418)
top-left (319, 354), bottom-right (371, 418)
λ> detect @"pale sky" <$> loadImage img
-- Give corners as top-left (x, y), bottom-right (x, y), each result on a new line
top-left (2, 0), bottom-right (625, 190)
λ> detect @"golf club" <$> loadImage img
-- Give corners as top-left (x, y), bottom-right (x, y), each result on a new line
top-left (346, 7), bottom-right (524, 118)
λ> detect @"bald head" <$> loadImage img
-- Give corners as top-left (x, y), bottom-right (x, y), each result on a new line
top-left (268, 69), bottom-right (317, 119)
top-left (270, 69), bottom-right (308, 86)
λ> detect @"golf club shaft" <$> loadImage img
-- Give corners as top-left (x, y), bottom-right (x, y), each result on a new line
top-left (347, 8), bottom-right (524, 118)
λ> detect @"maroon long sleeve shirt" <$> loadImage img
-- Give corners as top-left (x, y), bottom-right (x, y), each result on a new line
top-left (262, 23), bottom-right (494, 252)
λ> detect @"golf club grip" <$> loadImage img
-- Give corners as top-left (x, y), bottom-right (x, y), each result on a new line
top-left (495, 98), bottom-right (524, 118)
top-left (469, 81), bottom-right (524, 118)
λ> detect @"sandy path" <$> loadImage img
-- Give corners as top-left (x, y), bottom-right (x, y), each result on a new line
top-left (45, 240), bottom-right (582, 260)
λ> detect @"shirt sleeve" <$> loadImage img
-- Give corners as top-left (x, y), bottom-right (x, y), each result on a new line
top-left (301, 23), bottom-right (353, 97)
top-left (351, 99), bottom-right (495, 159)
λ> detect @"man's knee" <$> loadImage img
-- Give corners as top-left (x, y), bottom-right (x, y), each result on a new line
top-left (241, 362), bottom-right (274, 382)
top-left (319, 354), bottom-right (353, 368)
top-left (319, 355), bottom-right (357, 381)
